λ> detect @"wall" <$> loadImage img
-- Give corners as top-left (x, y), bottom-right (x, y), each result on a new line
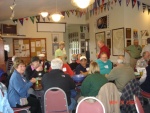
top-left (88, 0), bottom-right (150, 63)
top-left (0, 13), bottom-right (86, 60)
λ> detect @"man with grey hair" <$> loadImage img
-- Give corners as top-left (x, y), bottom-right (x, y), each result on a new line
top-left (125, 39), bottom-right (142, 69)
top-left (106, 56), bottom-right (135, 92)
top-left (141, 37), bottom-right (150, 55)
top-left (42, 58), bottom-right (76, 111)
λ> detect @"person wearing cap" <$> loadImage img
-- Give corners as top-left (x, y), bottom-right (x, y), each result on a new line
top-left (69, 54), bottom-right (79, 71)
top-left (125, 39), bottom-right (142, 69)
top-left (97, 40), bottom-right (110, 59)
top-left (75, 56), bottom-right (89, 76)
top-left (38, 54), bottom-right (50, 72)
top-left (141, 37), bottom-right (150, 55)
top-left (55, 41), bottom-right (67, 61)
top-left (96, 52), bottom-right (112, 75)
top-left (25, 56), bottom-right (43, 81)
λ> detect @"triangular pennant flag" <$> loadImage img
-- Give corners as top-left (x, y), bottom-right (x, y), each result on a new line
top-left (142, 3), bottom-right (147, 13)
top-left (114, 0), bottom-right (117, 3)
top-left (104, 3), bottom-right (107, 11)
top-left (97, 0), bottom-right (100, 7)
top-left (118, 0), bottom-right (122, 6)
top-left (35, 15), bottom-right (40, 22)
top-left (100, 5), bottom-right (104, 12)
top-left (126, 0), bottom-right (130, 6)
top-left (102, 0), bottom-right (105, 5)
top-left (80, 12), bottom-right (83, 17)
top-left (93, 0), bottom-right (97, 9)
top-left (107, 1), bottom-right (110, 11)
top-left (66, 11), bottom-right (70, 17)
top-left (19, 18), bottom-right (24, 26)
top-left (13, 19), bottom-right (18, 23)
top-left (42, 17), bottom-right (45, 22)
top-left (70, 10), bottom-right (74, 14)
top-left (137, 0), bottom-right (141, 10)
top-left (148, 6), bottom-right (150, 14)
top-left (47, 14), bottom-right (50, 21)
top-left (94, 8), bottom-right (97, 15)
top-left (132, 0), bottom-right (137, 8)
top-left (30, 16), bottom-right (34, 24)
top-left (61, 11), bottom-right (65, 17)
top-left (25, 17), bottom-right (28, 21)
top-left (111, 0), bottom-right (114, 9)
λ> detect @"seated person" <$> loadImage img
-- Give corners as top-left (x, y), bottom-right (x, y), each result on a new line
top-left (75, 56), bottom-right (89, 76)
top-left (136, 51), bottom-right (150, 68)
top-left (42, 58), bottom-right (76, 111)
top-left (76, 54), bottom-right (82, 63)
top-left (38, 53), bottom-right (50, 72)
top-left (25, 56), bottom-right (43, 81)
top-left (140, 64), bottom-right (150, 93)
top-left (69, 54), bottom-right (79, 71)
top-left (106, 56), bottom-right (135, 92)
top-left (7, 59), bottom-right (42, 113)
top-left (80, 62), bottom-right (108, 97)
top-left (95, 52), bottom-right (112, 75)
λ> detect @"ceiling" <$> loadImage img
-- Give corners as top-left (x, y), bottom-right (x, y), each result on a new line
top-left (0, 0), bottom-right (150, 21)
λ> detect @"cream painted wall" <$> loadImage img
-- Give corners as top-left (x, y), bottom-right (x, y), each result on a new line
top-left (0, 14), bottom-right (86, 60)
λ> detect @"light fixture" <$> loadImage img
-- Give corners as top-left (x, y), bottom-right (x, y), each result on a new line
top-left (10, 0), bottom-right (16, 20)
top-left (50, 0), bottom-right (64, 22)
top-left (10, 3), bottom-right (16, 10)
top-left (71, 0), bottom-right (95, 9)
top-left (40, 12), bottom-right (48, 18)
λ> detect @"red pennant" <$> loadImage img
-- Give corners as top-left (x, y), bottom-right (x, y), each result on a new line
top-left (132, 0), bottom-right (137, 8)
top-left (26, 17), bottom-right (28, 21)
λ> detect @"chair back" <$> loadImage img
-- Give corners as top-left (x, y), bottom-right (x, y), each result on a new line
top-left (44, 87), bottom-right (69, 113)
top-left (134, 95), bottom-right (144, 113)
top-left (96, 83), bottom-right (120, 113)
top-left (76, 97), bottom-right (105, 113)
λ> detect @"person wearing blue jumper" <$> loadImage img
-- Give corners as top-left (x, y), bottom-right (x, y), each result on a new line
top-left (96, 52), bottom-right (112, 75)
top-left (7, 59), bottom-right (42, 113)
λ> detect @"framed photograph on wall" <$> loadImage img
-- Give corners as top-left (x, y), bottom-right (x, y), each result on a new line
top-left (106, 30), bottom-right (111, 39)
top-left (95, 31), bottom-right (105, 53)
top-left (97, 16), bottom-right (107, 29)
top-left (112, 28), bottom-right (125, 56)
top-left (81, 41), bottom-right (85, 47)
top-left (80, 33), bottom-right (85, 39)
top-left (126, 28), bottom-right (131, 38)
top-left (52, 34), bottom-right (59, 43)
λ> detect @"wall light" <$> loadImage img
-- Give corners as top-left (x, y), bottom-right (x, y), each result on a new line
top-left (50, 13), bottom-right (64, 22)
top-left (40, 12), bottom-right (48, 18)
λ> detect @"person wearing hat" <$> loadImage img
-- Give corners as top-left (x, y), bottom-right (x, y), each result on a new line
top-left (38, 54), bottom-right (50, 72)
top-left (25, 56), bottom-right (43, 81)
top-left (69, 54), bottom-right (79, 71)
top-left (55, 41), bottom-right (67, 62)
top-left (75, 56), bottom-right (89, 76)
top-left (141, 37), bottom-right (150, 55)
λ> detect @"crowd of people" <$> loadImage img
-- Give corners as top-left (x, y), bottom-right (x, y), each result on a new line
top-left (1, 37), bottom-right (150, 113)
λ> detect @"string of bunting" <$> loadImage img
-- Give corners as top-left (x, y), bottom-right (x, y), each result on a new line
top-left (88, 0), bottom-right (150, 17)
top-left (12, 9), bottom-right (86, 25)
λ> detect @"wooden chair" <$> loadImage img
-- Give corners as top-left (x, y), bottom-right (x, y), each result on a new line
top-left (76, 97), bottom-right (105, 113)
top-left (44, 87), bottom-right (69, 113)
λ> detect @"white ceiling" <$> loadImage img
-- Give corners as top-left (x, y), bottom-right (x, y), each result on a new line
top-left (0, 0), bottom-right (150, 21)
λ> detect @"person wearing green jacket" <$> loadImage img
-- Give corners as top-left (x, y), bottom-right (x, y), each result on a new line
top-left (80, 62), bottom-right (108, 97)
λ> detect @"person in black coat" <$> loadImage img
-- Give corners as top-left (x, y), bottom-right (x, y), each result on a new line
top-left (140, 64), bottom-right (150, 93)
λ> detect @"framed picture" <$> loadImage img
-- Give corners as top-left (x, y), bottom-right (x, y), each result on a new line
top-left (81, 48), bottom-right (86, 54)
top-left (133, 29), bottom-right (138, 39)
top-left (52, 34), bottom-right (59, 43)
top-left (97, 16), bottom-right (107, 29)
top-left (81, 41), bottom-right (85, 47)
top-left (106, 30), bottom-right (111, 39)
top-left (112, 28), bottom-right (125, 56)
top-left (126, 28), bottom-right (131, 38)
top-left (80, 33), bottom-right (85, 39)
top-left (95, 31), bottom-right (105, 53)
top-left (126, 40), bottom-right (131, 47)
top-left (52, 43), bottom-right (59, 55)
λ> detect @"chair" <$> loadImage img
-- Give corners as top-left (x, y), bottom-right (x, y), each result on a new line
top-left (134, 95), bottom-right (144, 113)
top-left (96, 83), bottom-right (120, 113)
top-left (44, 87), bottom-right (69, 113)
top-left (76, 97), bottom-right (105, 113)
top-left (141, 90), bottom-right (150, 104)
top-left (0, 82), bottom-right (30, 113)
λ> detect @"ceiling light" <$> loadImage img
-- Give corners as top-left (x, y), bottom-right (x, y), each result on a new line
top-left (10, 3), bottom-right (16, 10)
top-left (40, 12), bottom-right (48, 18)
top-left (50, 13), bottom-right (64, 22)
top-left (71, 0), bottom-right (95, 9)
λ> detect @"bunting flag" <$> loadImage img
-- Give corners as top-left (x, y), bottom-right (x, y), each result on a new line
top-left (25, 17), bottom-right (28, 21)
top-left (118, 0), bottom-right (122, 6)
top-left (111, 0), bottom-right (114, 9)
top-left (42, 17), bottom-right (45, 22)
top-left (47, 14), bottom-right (50, 21)
top-left (61, 11), bottom-right (65, 17)
top-left (132, 0), bottom-right (137, 8)
top-left (142, 3), bottom-right (147, 13)
top-left (107, 1), bottom-right (110, 11)
top-left (104, 3), bottom-right (107, 11)
top-left (93, 0), bottom-right (97, 9)
top-left (35, 15), bottom-right (40, 22)
top-left (148, 6), bottom-right (150, 14)
top-left (126, 0), bottom-right (130, 6)
top-left (66, 11), bottom-right (70, 17)
top-left (97, 0), bottom-right (100, 7)
top-left (30, 16), bottom-right (34, 24)
top-left (114, 0), bottom-right (117, 3)
top-left (13, 19), bottom-right (18, 23)
top-left (100, 5), bottom-right (104, 12)
top-left (137, 0), bottom-right (141, 10)
top-left (19, 18), bottom-right (24, 26)
top-left (70, 10), bottom-right (74, 14)
top-left (102, 0), bottom-right (105, 5)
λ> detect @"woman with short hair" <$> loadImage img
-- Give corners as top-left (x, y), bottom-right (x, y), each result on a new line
top-left (80, 62), bottom-right (108, 97)
top-left (7, 59), bottom-right (42, 113)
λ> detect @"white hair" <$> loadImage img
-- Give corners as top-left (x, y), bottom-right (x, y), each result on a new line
top-left (51, 58), bottom-right (63, 69)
